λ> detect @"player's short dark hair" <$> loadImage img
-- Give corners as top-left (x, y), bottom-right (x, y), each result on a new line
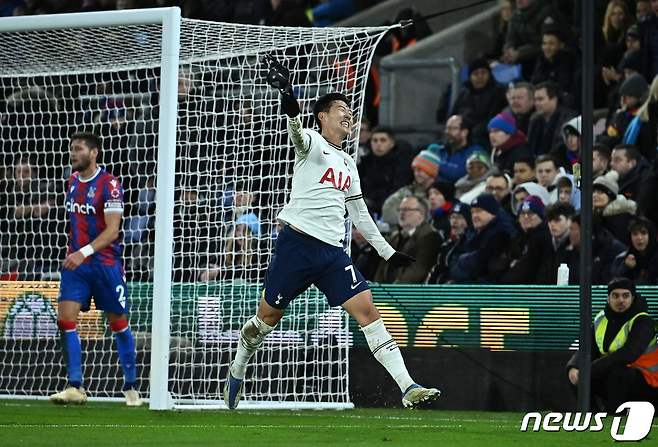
top-left (613, 144), bottom-right (641, 162)
top-left (535, 154), bottom-right (557, 169)
top-left (545, 202), bottom-right (575, 221)
top-left (70, 132), bottom-right (102, 153)
top-left (535, 81), bottom-right (560, 99)
top-left (371, 125), bottom-right (395, 139)
top-left (313, 92), bottom-right (350, 129)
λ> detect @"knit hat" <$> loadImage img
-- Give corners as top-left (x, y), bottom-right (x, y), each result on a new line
top-left (487, 111), bottom-right (517, 135)
top-left (468, 57), bottom-right (490, 76)
top-left (429, 179), bottom-right (455, 202)
top-left (620, 73), bottom-right (649, 101)
top-left (593, 170), bottom-right (619, 200)
top-left (471, 192), bottom-right (500, 216)
top-left (466, 151), bottom-right (491, 169)
top-left (607, 277), bottom-right (636, 297)
top-left (517, 195), bottom-right (545, 218)
top-left (412, 146), bottom-right (440, 178)
top-left (450, 201), bottom-right (472, 226)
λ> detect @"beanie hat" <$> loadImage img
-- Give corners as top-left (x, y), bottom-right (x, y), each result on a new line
top-left (450, 201), bottom-right (472, 226)
top-left (471, 192), bottom-right (500, 216)
top-left (619, 73), bottom-right (649, 101)
top-left (429, 179), bottom-right (455, 202)
top-left (412, 146), bottom-right (440, 178)
top-left (468, 57), bottom-right (490, 76)
top-left (466, 151), bottom-right (491, 169)
top-left (487, 111), bottom-right (517, 135)
top-left (607, 277), bottom-right (636, 297)
top-left (593, 170), bottom-right (619, 200)
top-left (517, 195), bottom-right (545, 218)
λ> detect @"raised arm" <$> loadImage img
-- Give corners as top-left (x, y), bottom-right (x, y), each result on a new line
top-left (263, 54), bottom-right (309, 158)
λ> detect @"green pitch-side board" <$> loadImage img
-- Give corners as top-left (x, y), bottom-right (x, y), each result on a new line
top-left (2, 282), bottom-right (657, 352)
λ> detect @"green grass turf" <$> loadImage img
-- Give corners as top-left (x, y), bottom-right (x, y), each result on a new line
top-left (0, 400), bottom-right (651, 446)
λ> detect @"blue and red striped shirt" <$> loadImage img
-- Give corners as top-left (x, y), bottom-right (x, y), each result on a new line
top-left (65, 167), bottom-right (124, 266)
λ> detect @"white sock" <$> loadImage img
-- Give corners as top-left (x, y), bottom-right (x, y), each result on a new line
top-left (231, 315), bottom-right (275, 379)
top-left (362, 318), bottom-right (414, 392)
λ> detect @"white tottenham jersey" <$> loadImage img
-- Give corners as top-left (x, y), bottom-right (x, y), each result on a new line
top-left (277, 116), bottom-right (395, 260)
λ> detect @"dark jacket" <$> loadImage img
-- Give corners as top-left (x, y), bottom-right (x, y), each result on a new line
top-left (452, 77), bottom-right (507, 142)
top-left (450, 216), bottom-right (512, 283)
top-left (426, 231), bottom-right (472, 284)
top-left (358, 145), bottom-right (415, 215)
top-left (595, 195), bottom-right (637, 242)
top-left (565, 226), bottom-right (627, 284)
top-left (567, 292), bottom-right (656, 384)
top-left (501, 222), bottom-right (551, 284)
top-left (530, 49), bottom-right (578, 96)
top-left (610, 222), bottom-right (658, 284)
top-left (374, 221), bottom-right (441, 283)
top-left (527, 107), bottom-right (577, 156)
top-left (491, 131), bottom-right (532, 175)
top-left (618, 157), bottom-right (652, 204)
top-left (535, 231), bottom-right (571, 284)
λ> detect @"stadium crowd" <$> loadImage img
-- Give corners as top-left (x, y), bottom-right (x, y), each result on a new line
top-left (2, 0), bottom-right (658, 286)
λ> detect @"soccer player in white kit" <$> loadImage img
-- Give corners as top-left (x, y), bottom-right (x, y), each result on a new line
top-left (224, 55), bottom-right (440, 409)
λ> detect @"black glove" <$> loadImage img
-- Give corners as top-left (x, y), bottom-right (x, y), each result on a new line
top-left (387, 251), bottom-right (416, 268)
top-left (263, 53), bottom-right (300, 118)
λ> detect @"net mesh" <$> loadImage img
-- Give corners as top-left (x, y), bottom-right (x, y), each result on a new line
top-left (0, 16), bottom-right (389, 406)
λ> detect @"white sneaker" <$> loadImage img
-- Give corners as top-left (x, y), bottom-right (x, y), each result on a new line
top-left (50, 386), bottom-right (87, 405)
top-left (402, 384), bottom-right (441, 408)
top-left (123, 388), bottom-right (143, 407)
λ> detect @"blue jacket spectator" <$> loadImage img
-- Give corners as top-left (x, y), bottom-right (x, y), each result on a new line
top-left (428, 114), bottom-right (484, 184)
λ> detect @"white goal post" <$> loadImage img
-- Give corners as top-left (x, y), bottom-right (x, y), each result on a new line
top-left (0, 7), bottom-right (393, 410)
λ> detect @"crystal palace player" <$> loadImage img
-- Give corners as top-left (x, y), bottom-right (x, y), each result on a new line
top-left (224, 56), bottom-right (440, 409)
top-left (49, 132), bottom-right (141, 406)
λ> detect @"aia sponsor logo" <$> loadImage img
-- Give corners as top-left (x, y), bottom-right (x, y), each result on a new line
top-left (319, 167), bottom-right (351, 191)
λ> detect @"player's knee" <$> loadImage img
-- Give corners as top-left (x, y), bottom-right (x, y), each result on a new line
top-left (57, 320), bottom-right (77, 332)
top-left (109, 319), bottom-right (129, 333)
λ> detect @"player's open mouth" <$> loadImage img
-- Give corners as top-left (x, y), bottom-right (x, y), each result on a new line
top-left (340, 120), bottom-right (350, 128)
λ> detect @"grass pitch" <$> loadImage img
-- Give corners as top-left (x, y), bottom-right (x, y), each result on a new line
top-left (0, 400), bottom-right (649, 446)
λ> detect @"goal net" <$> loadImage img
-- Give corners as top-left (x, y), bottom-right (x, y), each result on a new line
top-left (0, 9), bottom-right (391, 409)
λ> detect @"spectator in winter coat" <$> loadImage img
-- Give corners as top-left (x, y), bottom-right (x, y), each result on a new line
top-left (484, 172), bottom-right (514, 216)
top-left (611, 217), bottom-right (658, 284)
top-left (450, 193), bottom-right (512, 283)
top-left (567, 278), bottom-right (658, 412)
top-left (451, 58), bottom-right (508, 146)
top-left (358, 126), bottom-right (415, 215)
top-left (593, 144), bottom-right (611, 179)
top-left (488, 111), bottom-right (532, 175)
top-left (504, 82), bottom-right (535, 135)
top-left (564, 215), bottom-right (627, 285)
top-left (556, 173), bottom-right (582, 211)
top-left (536, 154), bottom-right (563, 204)
top-left (426, 202), bottom-right (473, 284)
top-left (527, 82), bottom-right (576, 156)
top-left (502, 195), bottom-right (551, 283)
top-left (427, 180), bottom-right (455, 241)
top-left (381, 146), bottom-right (439, 227)
top-left (428, 114), bottom-right (484, 183)
top-left (625, 73), bottom-right (658, 162)
top-left (610, 144), bottom-right (652, 204)
top-left (455, 151), bottom-right (493, 203)
top-left (374, 196), bottom-right (441, 283)
top-left (550, 115), bottom-right (582, 173)
top-left (535, 202), bottom-right (575, 284)
top-left (530, 28), bottom-right (578, 98)
top-left (512, 156), bottom-right (536, 187)
top-left (601, 73), bottom-right (648, 148)
top-left (593, 170), bottom-right (638, 241)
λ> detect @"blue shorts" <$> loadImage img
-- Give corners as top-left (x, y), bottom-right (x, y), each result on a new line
top-left (59, 263), bottom-right (129, 314)
top-left (262, 226), bottom-right (370, 309)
